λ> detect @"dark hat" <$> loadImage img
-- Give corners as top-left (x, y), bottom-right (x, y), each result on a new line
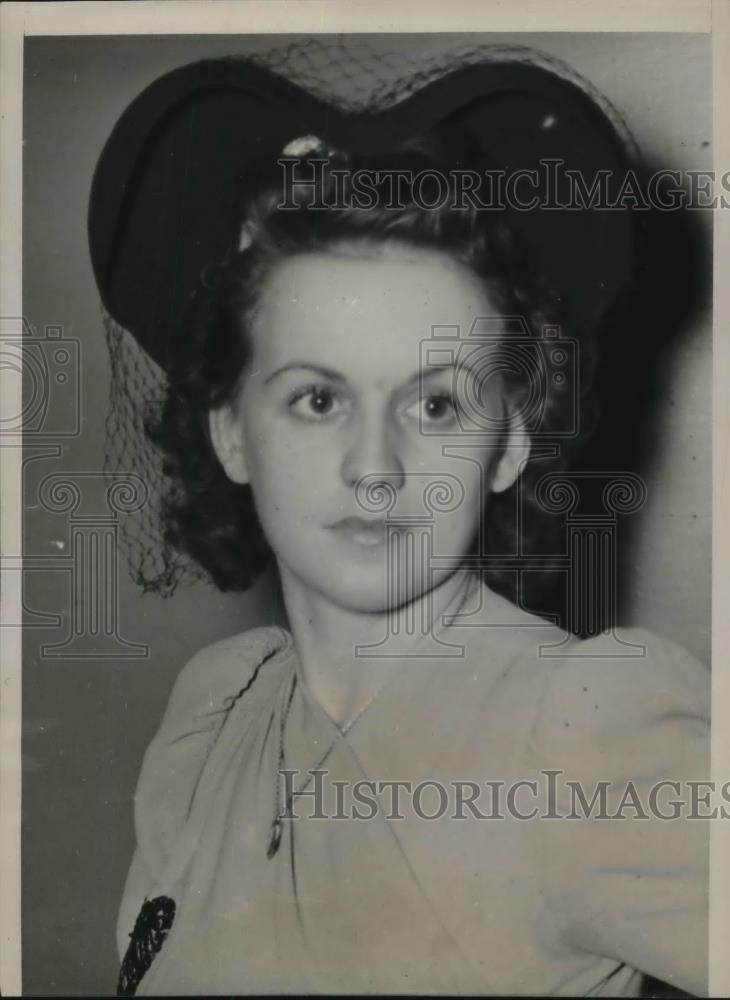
top-left (88, 52), bottom-right (641, 371)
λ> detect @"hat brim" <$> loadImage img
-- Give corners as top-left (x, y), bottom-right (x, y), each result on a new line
top-left (88, 54), bottom-right (640, 371)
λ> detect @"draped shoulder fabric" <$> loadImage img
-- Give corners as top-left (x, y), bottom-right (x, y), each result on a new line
top-left (117, 582), bottom-right (709, 996)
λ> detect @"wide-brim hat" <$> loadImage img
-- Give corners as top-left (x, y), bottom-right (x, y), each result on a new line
top-left (88, 49), bottom-right (643, 373)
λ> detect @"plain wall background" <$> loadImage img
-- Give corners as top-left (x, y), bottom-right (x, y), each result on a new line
top-left (22, 33), bottom-right (710, 994)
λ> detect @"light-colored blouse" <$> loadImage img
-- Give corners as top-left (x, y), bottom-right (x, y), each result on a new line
top-left (117, 580), bottom-right (709, 996)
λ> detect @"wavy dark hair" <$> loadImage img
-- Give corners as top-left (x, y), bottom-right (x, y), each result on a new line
top-left (147, 135), bottom-right (597, 608)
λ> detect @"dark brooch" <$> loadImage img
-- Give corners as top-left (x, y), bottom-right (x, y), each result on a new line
top-left (117, 895), bottom-right (176, 996)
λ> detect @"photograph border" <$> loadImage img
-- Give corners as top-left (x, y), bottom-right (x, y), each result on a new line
top-left (1, 1), bottom-right (726, 995)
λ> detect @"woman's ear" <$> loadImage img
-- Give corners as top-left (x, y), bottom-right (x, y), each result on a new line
top-left (490, 412), bottom-right (532, 494)
top-left (208, 404), bottom-right (249, 485)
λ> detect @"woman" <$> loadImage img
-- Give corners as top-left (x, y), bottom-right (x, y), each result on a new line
top-left (88, 50), bottom-right (709, 996)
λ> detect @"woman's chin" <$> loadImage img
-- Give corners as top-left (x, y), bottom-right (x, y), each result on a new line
top-left (311, 571), bottom-right (438, 617)
top-left (275, 534), bottom-right (465, 616)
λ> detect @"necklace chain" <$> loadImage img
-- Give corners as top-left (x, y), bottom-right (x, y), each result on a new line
top-left (267, 670), bottom-right (386, 858)
top-left (266, 573), bottom-right (478, 858)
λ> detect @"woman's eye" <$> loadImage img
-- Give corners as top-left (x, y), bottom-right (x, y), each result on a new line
top-left (405, 393), bottom-right (459, 425)
top-left (287, 385), bottom-right (345, 421)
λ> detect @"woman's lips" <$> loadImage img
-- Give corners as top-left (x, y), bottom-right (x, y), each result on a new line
top-left (327, 516), bottom-right (390, 547)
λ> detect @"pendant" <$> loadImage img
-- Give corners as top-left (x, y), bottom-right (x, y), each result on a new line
top-left (267, 815), bottom-right (283, 859)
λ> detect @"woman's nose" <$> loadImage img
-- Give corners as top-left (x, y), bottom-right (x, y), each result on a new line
top-left (340, 417), bottom-right (405, 493)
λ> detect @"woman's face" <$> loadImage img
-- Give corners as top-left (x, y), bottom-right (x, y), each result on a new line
top-left (210, 245), bottom-right (530, 613)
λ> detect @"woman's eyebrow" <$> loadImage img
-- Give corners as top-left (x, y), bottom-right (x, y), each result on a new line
top-left (264, 362), bottom-right (346, 385)
top-left (415, 364), bottom-right (454, 382)
top-left (263, 360), bottom-right (480, 387)
top-left (411, 362), bottom-right (479, 384)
